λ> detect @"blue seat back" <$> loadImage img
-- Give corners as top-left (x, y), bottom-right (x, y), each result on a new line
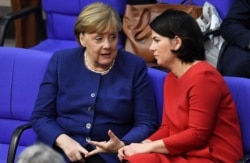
top-left (34, 0), bottom-right (127, 53)
top-left (191, 0), bottom-right (235, 19)
top-left (42, 0), bottom-right (126, 40)
top-left (0, 47), bottom-right (51, 162)
top-left (147, 68), bottom-right (167, 124)
top-left (224, 77), bottom-right (250, 155)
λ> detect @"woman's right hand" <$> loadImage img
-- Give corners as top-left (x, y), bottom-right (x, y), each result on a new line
top-left (56, 134), bottom-right (88, 162)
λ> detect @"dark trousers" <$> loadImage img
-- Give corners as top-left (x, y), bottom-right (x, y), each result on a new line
top-left (83, 145), bottom-right (106, 163)
top-left (67, 145), bottom-right (106, 163)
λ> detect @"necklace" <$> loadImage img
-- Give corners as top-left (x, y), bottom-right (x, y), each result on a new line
top-left (84, 52), bottom-right (115, 75)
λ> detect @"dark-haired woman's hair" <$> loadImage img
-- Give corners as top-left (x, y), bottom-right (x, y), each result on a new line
top-left (150, 9), bottom-right (205, 63)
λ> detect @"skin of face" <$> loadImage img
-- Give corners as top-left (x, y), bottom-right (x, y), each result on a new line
top-left (79, 32), bottom-right (118, 70)
top-left (149, 30), bottom-right (181, 69)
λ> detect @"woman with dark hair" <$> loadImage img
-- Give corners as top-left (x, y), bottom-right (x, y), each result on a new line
top-left (118, 9), bottom-right (243, 163)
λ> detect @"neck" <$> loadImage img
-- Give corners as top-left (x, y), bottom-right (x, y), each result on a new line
top-left (172, 60), bottom-right (200, 78)
top-left (84, 52), bottom-right (115, 75)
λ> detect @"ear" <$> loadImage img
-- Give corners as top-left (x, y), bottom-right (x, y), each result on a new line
top-left (79, 33), bottom-right (86, 47)
top-left (173, 36), bottom-right (182, 50)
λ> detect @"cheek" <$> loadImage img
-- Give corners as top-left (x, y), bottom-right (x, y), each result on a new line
top-left (86, 42), bottom-right (101, 51)
top-left (157, 44), bottom-right (168, 56)
top-left (158, 45), bottom-right (174, 60)
top-left (110, 40), bottom-right (118, 48)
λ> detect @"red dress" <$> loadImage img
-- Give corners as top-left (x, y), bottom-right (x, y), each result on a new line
top-left (125, 61), bottom-right (243, 163)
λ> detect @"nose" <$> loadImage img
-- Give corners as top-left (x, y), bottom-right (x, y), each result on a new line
top-left (103, 39), bottom-right (111, 49)
top-left (149, 43), bottom-right (155, 51)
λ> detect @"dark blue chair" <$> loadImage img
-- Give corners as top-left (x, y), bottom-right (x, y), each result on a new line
top-left (147, 67), bottom-right (166, 124)
top-left (0, 47), bottom-right (51, 163)
top-left (224, 77), bottom-right (250, 163)
top-left (0, 0), bottom-right (127, 53)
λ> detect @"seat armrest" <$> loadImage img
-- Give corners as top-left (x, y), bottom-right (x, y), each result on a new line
top-left (238, 155), bottom-right (250, 163)
top-left (7, 122), bottom-right (32, 163)
top-left (0, 6), bottom-right (45, 46)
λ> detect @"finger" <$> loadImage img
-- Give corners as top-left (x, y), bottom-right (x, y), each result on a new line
top-left (108, 130), bottom-right (121, 144)
top-left (117, 153), bottom-right (123, 161)
top-left (85, 148), bottom-right (101, 157)
top-left (88, 141), bottom-right (107, 149)
top-left (68, 154), bottom-right (78, 162)
top-left (79, 146), bottom-right (89, 155)
top-left (75, 152), bottom-right (84, 161)
top-left (108, 130), bottom-right (118, 140)
top-left (88, 140), bottom-right (98, 146)
top-left (118, 148), bottom-right (126, 159)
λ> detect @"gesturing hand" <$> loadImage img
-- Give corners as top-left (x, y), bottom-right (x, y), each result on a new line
top-left (55, 134), bottom-right (88, 162)
top-left (86, 130), bottom-right (125, 157)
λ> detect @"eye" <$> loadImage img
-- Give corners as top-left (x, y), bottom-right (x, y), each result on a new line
top-left (95, 36), bottom-right (102, 42)
top-left (109, 34), bottom-right (117, 41)
top-left (153, 37), bottom-right (160, 43)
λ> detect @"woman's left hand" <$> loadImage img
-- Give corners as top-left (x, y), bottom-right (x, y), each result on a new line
top-left (85, 130), bottom-right (125, 157)
top-left (118, 143), bottom-right (150, 161)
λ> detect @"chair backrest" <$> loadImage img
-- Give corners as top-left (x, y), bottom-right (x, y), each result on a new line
top-left (224, 77), bottom-right (250, 156)
top-left (42, 0), bottom-right (126, 40)
top-left (38, 0), bottom-right (126, 52)
top-left (147, 68), bottom-right (167, 124)
top-left (0, 47), bottom-right (51, 162)
top-left (191, 0), bottom-right (235, 19)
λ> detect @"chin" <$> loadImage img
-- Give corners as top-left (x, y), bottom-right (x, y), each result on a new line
top-left (156, 60), bottom-right (162, 66)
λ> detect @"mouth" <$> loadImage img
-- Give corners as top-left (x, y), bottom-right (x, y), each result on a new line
top-left (153, 54), bottom-right (158, 59)
top-left (100, 53), bottom-right (113, 62)
top-left (101, 52), bottom-right (111, 57)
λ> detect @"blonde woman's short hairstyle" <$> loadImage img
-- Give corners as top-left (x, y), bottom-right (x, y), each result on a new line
top-left (74, 2), bottom-right (122, 44)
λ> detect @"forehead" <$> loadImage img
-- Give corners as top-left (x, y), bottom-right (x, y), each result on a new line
top-left (86, 31), bottom-right (117, 37)
top-left (151, 30), bottom-right (163, 37)
top-left (151, 31), bottom-right (166, 40)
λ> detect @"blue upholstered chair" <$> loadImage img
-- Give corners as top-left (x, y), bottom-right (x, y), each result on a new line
top-left (147, 67), bottom-right (166, 124)
top-left (0, 0), bottom-right (127, 53)
top-left (32, 0), bottom-right (127, 53)
top-left (191, 0), bottom-right (235, 19)
top-left (224, 77), bottom-right (250, 163)
top-left (0, 47), bottom-right (51, 163)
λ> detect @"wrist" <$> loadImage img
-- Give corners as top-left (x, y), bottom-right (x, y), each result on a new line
top-left (55, 134), bottom-right (68, 148)
top-left (142, 139), bottom-right (152, 144)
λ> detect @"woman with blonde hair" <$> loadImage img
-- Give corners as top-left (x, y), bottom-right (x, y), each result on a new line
top-left (31, 2), bottom-right (158, 163)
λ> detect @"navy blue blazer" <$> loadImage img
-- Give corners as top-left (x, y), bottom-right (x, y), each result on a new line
top-left (31, 47), bottom-right (158, 162)
top-left (219, 0), bottom-right (250, 77)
